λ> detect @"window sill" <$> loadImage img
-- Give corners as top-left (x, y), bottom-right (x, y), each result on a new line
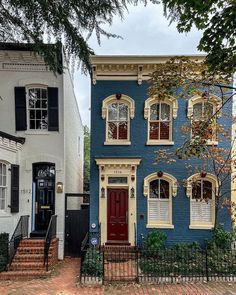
top-left (146, 141), bottom-right (174, 146)
top-left (146, 224), bottom-right (174, 229)
top-left (206, 140), bottom-right (218, 146)
top-left (24, 130), bottom-right (52, 135)
top-left (104, 141), bottom-right (131, 146)
top-left (189, 224), bottom-right (214, 230)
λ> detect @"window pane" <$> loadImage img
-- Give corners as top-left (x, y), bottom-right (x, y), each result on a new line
top-left (160, 180), bottom-right (169, 199)
top-left (203, 180), bottom-right (212, 199)
top-left (108, 122), bottom-right (117, 139)
top-left (149, 199), bottom-right (158, 223)
top-left (0, 188), bottom-right (5, 210)
top-left (108, 103), bottom-right (118, 120)
top-left (150, 104), bottom-right (159, 120)
top-left (2, 164), bottom-right (6, 176)
top-left (160, 122), bottom-right (170, 140)
top-left (161, 103), bottom-right (170, 121)
top-left (191, 201), bottom-right (201, 222)
top-left (193, 103), bottom-right (202, 120)
top-left (192, 181), bottom-right (201, 199)
top-left (150, 179), bottom-right (159, 198)
top-left (118, 122), bottom-right (128, 139)
top-left (119, 104), bottom-right (128, 120)
top-left (159, 200), bottom-right (169, 222)
top-left (108, 177), bottom-right (128, 184)
top-left (42, 99), bottom-right (47, 109)
top-left (30, 120), bottom-right (35, 129)
top-left (201, 201), bottom-right (212, 222)
top-left (150, 122), bottom-right (159, 140)
top-left (204, 102), bottom-right (213, 118)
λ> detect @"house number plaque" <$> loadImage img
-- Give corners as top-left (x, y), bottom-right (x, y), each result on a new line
top-left (113, 170), bottom-right (122, 174)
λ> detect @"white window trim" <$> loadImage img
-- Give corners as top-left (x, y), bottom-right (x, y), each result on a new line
top-left (26, 84), bottom-right (48, 132)
top-left (188, 95), bottom-right (222, 146)
top-left (102, 94), bottom-right (135, 145)
top-left (143, 172), bottom-right (177, 228)
top-left (0, 161), bottom-right (10, 214)
top-left (186, 173), bottom-right (218, 229)
top-left (144, 95), bottom-right (178, 145)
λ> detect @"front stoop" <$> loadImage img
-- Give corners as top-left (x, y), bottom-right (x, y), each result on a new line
top-left (0, 238), bottom-right (59, 280)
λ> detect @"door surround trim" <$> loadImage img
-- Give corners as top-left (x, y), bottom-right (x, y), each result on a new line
top-left (95, 158), bottom-right (141, 246)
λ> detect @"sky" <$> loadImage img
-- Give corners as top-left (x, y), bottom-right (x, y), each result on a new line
top-left (74, 3), bottom-right (202, 127)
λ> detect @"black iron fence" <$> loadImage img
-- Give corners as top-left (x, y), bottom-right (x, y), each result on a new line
top-left (9, 215), bottom-right (29, 265)
top-left (44, 215), bottom-right (57, 271)
top-left (80, 246), bottom-right (236, 284)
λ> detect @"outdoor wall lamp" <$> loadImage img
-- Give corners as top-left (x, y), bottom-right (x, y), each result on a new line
top-left (101, 187), bottom-right (105, 198)
top-left (130, 187), bottom-right (135, 198)
top-left (56, 182), bottom-right (63, 193)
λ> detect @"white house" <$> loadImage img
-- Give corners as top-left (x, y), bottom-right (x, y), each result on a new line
top-left (0, 43), bottom-right (84, 259)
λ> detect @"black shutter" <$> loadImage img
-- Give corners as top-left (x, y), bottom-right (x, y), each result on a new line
top-left (11, 165), bottom-right (20, 213)
top-left (15, 87), bottom-right (27, 131)
top-left (48, 87), bottom-right (59, 131)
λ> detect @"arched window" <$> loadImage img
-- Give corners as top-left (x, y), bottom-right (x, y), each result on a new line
top-left (144, 96), bottom-right (178, 145)
top-left (143, 172), bottom-right (177, 228)
top-left (188, 95), bottom-right (222, 144)
top-left (186, 173), bottom-right (217, 229)
top-left (0, 162), bottom-right (7, 211)
top-left (102, 94), bottom-right (135, 145)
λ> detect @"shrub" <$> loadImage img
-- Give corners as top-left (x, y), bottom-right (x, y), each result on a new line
top-left (81, 248), bottom-right (103, 277)
top-left (208, 226), bottom-right (234, 249)
top-left (0, 233), bottom-right (9, 272)
top-left (143, 230), bottom-right (167, 252)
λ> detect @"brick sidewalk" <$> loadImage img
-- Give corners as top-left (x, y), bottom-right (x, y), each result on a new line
top-left (0, 258), bottom-right (236, 295)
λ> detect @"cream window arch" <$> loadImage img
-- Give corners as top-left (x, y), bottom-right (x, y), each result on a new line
top-left (186, 173), bottom-right (218, 229)
top-left (144, 96), bottom-right (178, 145)
top-left (143, 172), bottom-right (177, 228)
top-left (102, 94), bottom-right (135, 145)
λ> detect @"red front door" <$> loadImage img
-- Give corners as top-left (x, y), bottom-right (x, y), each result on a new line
top-left (107, 188), bottom-right (128, 242)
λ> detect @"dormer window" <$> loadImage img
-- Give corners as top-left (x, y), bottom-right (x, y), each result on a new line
top-left (144, 96), bottom-right (178, 145)
top-left (27, 87), bottom-right (48, 130)
top-left (102, 94), bottom-right (135, 145)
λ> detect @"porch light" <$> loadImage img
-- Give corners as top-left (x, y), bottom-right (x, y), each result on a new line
top-left (101, 187), bottom-right (105, 198)
top-left (56, 182), bottom-right (63, 193)
top-left (130, 187), bottom-right (135, 198)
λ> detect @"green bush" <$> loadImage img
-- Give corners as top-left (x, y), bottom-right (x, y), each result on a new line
top-left (207, 226), bottom-right (234, 249)
top-left (81, 248), bottom-right (103, 277)
top-left (143, 230), bottom-right (167, 252)
top-left (0, 233), bottom-right (9, 272)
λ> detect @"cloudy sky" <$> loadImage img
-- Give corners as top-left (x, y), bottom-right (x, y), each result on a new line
top-left (74, 2), bottom-right (202, 127)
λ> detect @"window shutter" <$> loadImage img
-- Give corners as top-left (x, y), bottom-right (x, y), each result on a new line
top-left (48, 87), bottom-right (59, 131)
top-left (15, 87), bottom-right (26, 131)
top-left (159, 200), bottom-right (169, 222)
top-left (11, 165), bottom-right (20, 213)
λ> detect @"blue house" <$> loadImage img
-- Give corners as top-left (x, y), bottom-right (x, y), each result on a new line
top-left (89, 55), bottom-right (232, 247)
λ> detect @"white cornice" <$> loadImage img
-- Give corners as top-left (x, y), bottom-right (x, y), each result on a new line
top-left (90, 54), bottom-right (206, 85)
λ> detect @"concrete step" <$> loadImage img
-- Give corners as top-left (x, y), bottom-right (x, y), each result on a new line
top-left (0, 270), bottom-right (51, 281)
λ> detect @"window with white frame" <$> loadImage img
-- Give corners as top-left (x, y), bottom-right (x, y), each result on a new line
top-left (149, 102), bottom-right (171, 141)
top-left (192, 101), bottom-right (216, 141)
top-left (27, 87), bottom-right (48, 130)
top-left (143, 172), bottom-right (177, 228)
top-left (144, 96), bottom-right (178, 145)
top-left (187, 95), bottom-right (222, 144)
top-left (102, 94), bottom-right (135, 145)
top-left (107, 102), bottom-right (129, 141)
top-left (0, 162), bottom-right (7, 211)
top-left (187, 173), bottom-right (216, 228)
top-left (149, 179), bottom-right (171, 225)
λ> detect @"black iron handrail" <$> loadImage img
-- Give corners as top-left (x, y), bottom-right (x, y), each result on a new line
top-left (44, 215), bottom-right (57, 271)
top-left (9, 215), bottom-right (29, 265)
